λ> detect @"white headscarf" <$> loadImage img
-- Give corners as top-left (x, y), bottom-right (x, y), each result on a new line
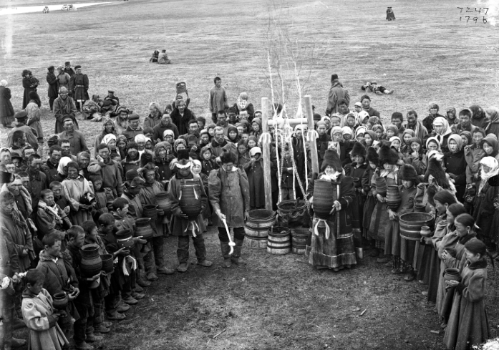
top-left (57, 156), bottom-right (73, 175)
top-left (479, 156), bottom-right (499, 192)
top-left (0, 80), bottom-right (7, 87)
top-left (135, 134), bottom-right (147, 143)
top-left (101, 134), bottom-right (117, 145)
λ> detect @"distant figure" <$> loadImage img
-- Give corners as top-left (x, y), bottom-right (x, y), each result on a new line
top-left (43, 6), bottom-right (49, 13)
top-left (325, 73), bottom-right (350, 116)
top-left (22, 70), bottom-right (40, 109)
top-left (158, 50), bottom-right (171, 64)
top-left (63, 61), bottom-right (75, 78)
top-left (361, 81), bottom-right (394, 95)
top-left (386, 7), bottom-right (395, 21)
top-left (149, 50), bottom-right (159, 63)
top-left (0, 80), bottom-right (15, 128)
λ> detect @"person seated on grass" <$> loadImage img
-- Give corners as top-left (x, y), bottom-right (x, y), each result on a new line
top-left (149, 50), bottom-right (159, 63)
top-left (158, 50), bottom-right (171, 64)
top-left (361, 81), bottom-right (394, 95)
top-left (82, 95), bottom-right (103, 121)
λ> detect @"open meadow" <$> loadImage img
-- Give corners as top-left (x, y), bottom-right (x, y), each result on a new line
top-left (1, 0), bottom-right (499, 348)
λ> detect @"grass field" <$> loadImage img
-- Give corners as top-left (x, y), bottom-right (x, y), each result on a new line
top-left (2, 0), bottom-right (499, 349)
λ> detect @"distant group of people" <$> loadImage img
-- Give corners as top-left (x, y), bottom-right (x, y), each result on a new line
top-left (0, 67), bottom-right (497, 350)
top-left (149, 50), bottom-right (171, 65)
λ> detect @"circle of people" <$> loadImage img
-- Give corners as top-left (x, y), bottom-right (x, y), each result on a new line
top-left (0, 70), bottom-right (497, 350)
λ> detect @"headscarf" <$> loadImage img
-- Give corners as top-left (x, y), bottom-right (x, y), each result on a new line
top-left (426, 136), bottom-right (441, 151)
top-left (101, 134), bottom-right (117, 145)
top-left (57, 156), bottom-right (72, 175)
top-left (433, 117), bottom-right (452, 145)
top-left (0, 80), bottom-right (7, 87)
top-left (174, 138), bottom-right (186, 152)
top-left (163, 129), bottom-right (175, 139)
top-left (385, 124), bottom-right (399, 136)
top-left (135, 134), bottom-right (147, 143)
top-left (341, 126), bottom-right (353, 137)
top-left (356, 127), bottom-right (366, 138)
top-left (330, 126), bottom-right (343, 138)
top-left (479, 157), bottom-right (499, 192)
top-left (447, 134), bottom-right (463, 152)
top-left (485, 106), bottom-right (499, 123)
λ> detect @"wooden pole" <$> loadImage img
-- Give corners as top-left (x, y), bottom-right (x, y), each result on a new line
top-left (304, 95), bottom-right (319, 175)
top-left (261, 97), bottom-right (273, 211)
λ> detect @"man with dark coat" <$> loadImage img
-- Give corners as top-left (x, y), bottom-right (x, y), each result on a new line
top-left (46, 66), bottom-right (59, 111)
top-left (58, 117), bottom-right (88, 156)
top-left (70, 65), bottom-right (89, 111)
top-left (171, 100), bottom-right (195, 135)
top-left (63, 61), bottom-right (75, 77)
top-left (122, 113), bottom-right (144, 142)
top-left (43, 145), bottom-right (63, 183)
top-left (208, 150), bottom-right (250, 267)
top-left (360, 95), bottom-right (380, 118)
top-left (326, 74), bottom-right (350, 116)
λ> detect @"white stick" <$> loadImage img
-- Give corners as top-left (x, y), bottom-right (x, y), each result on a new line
top-left (222, 218), bottom-right (235, 255)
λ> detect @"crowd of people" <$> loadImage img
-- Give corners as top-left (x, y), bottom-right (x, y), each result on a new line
top-left (0, 70), bottom-right (497, 350)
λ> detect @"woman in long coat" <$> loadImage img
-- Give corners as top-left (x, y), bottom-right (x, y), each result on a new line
top-left (0, 80), bottom-right (15, 127)
top-left (61, 162), bottom-right (94, 225)
top-left (22, 70), bottom-right (39, 109)
top-left (245, 147), bottom-right (265, 209)
top-left (46, 66), bottom-right (59, 111)
top-left (306, 149), bottom-right (357, 271)
top-left (472, 157), bottom-right (499, 254)
top-left (443, 237), bottom-right (489, 350)
top-left (368, 145), bottom-right (400, 260)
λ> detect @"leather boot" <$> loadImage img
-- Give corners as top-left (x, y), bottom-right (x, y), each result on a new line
top-left (231, 240), bottom-right (246, 265)
top-left (220, 241), bottom-right (231, 268)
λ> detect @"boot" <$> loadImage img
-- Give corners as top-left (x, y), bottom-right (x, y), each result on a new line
top-left (220, 241), bottom-right (231, 268)
top-left (231, 240), bottom-right (246, 265)
top-left (391, 257), bottom-right (402, 274)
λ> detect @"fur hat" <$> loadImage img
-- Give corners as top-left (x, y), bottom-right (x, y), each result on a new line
top-left (400, 164), bottom-right (418, 182)
top-left (0, 171), bottom-right (14, 185)
top-left (140, 152), bottom-right (153, 167)
top-left (321, 150), bottom-right (342, 172)
top-left (378, 144), bottom-right (399, 165)
top-left (220, 150), bottom-right (236, 164)
top-left (125, 169), bottom-right (139, 182)
top-left (366, 147), bottom-right (379, 164)
top-left (425, 158), bottom-right (450, 188)
top-left (177, 149), bottom-right (190, 162)
top-left (350, 142), bottom-right (366, 158)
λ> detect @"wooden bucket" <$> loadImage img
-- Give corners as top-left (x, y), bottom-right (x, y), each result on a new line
top-left (291, 227), bottom-right (310, 254)
top-left (267, 226), bottom-right (291, 255)
top-left (399, 212), bottom-right (434, 241)
top-left (244, 209), bottom-right (275, 240)
top-left (244, 236), bottom-right (268, 249)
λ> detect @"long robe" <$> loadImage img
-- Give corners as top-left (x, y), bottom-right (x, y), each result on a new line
top-left (443, 258), bottom-right (489, 350)
top-left (22, 289), bottom-right (69, 350)
top-left (70, 73), bottom-right (89, 101)
top-left (208, 167), bottom-right (250, 228)
top-left (0, 86), bottom-right (15, 126)
top-left (53, 96), bottom-right (78, 134)
top-left (23, 76), bottom-right (39, 109)
top-left (246, 158), bottom-right (266, 209)
top-left (306, 174), bottom-right (357, 269)
top-left (61, 176), bottom-right (94, 225)
top-left (368, 169), bottom-right (398, 249)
